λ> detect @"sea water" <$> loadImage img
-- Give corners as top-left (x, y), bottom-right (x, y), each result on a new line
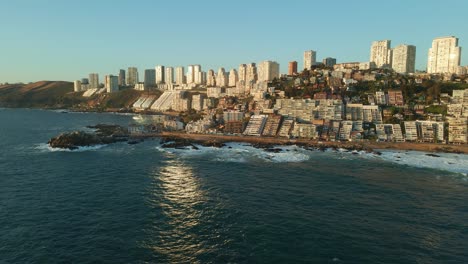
top-left (0, 108), bottom-right (467, 263)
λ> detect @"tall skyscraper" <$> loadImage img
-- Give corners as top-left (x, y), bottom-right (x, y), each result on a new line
top-left (144, 69), bottom-right (156, 87)
top-left (105, 75), bottom-right (119, 93)
top-left (127, 67), bottom-right (139, 86)
top-left (392, 44), bottom-right (416, 74)
top-left (186, 65), bottom-right (195, 84)
top-left (155, 65), bottom-right (165, 84)
top-left (304, 50), bottom-right (317, 70)
top-left (193, 65), bottom-right (202, 84)
top-left (165, 67), bottom-right (174, 84)
top-left (246, 63), bottom-right (257, 84)
top-left (73, 80), bottom-right (82, 92)
top-left (370, 40), bottom-right (392, 68)
top-left (216, 68), bottom-right (228, 87)
top-left (89, 73), bottom-right (99, 88)
top-left (228, 69), bottom-right (238, 87)
top-left (258, 61), bottom-right (280, 82)
top-left (288, 61), bottom-right (298, 75)
top-left (118, 69), bottom-right (126, 87)
top-left (322, 57), bottom-right (337, 68)
top-left (238, 64), bottom-right (247, 82)
top-left (175, 66), bottom-right (185, 85)
top-left (427, 36), bottom-right (462, 74)
top-left (207, 69), bottom-right (216, 87)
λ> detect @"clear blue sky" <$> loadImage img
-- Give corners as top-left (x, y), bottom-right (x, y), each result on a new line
top-left (1, 0), bottom-right (467, 83)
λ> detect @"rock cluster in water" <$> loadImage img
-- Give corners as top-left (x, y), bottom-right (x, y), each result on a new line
top-left (48, 124), bottom-right (129, 150)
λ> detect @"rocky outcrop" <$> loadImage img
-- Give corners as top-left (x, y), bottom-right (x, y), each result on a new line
top-left (48, 124), bottom-right (129, 150)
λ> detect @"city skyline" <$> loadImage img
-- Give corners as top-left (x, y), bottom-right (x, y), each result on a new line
top-left (1, 0), bottom-right (467, 83)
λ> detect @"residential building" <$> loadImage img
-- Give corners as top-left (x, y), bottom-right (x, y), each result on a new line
top-left (257, 61), bottom-right (280, 82)
top-left (427, 36), bottom-right (461, 74)
top-left (447, 116), bottom-right (467, 143)
top-left (288, 61), bottom-right (298, 75)
top-left (73, 80), bottom-right (82, 92)
top-left (370, 40), bottom-right (392, 68)
top-left (322, 57), bottom-right (337, 68)
top-left (304, 50), bottom-right (316, 70)
top-left (118, 69), bottom-right (126, 86)
top-left (89, 73), bottom-right (99, 88)
top-left (291, 123), bottom-right (317, 139)
top-left (392, 44), bottom-right (416, 73)
top-left (193, 65), bottom-right (202, 84)
top-left (416, 121), bottom-right (444, 142)
top-left (246, 63), bottom-right (257, 84)
top-left (228, 69), bottom-right (238, 87)
top-left (243, 115), bottom-right (268, 136)
top-left (165, 67), bottom-right (174, 84)
top-left (216, 68), bottom-right (228, 87)
top-left (144, 69), bottom-right (156, 88)
top-left (155, 65), bottom-right (165, 84)
top-left (207, 69), bottom-right (216, 87)
top-left (127, 67), bottom-right (139, 86)
top-left (404, 121), bottom-right (418, 141)
top-left (191, 94), bottom-right (205, 111)
top-left (105, 75), bottom-right (119, 93)
top-left (175, 66), bottom-right (185, 85)
top-left (387, 90), bottom-right (404, 106)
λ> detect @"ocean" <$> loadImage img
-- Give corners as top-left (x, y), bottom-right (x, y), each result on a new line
top-left (0, 108), bottom-right (467, 263)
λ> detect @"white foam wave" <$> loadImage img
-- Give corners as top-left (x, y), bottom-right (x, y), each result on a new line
top-left (373, 150), bottom-right (468, 175)
top-left (156, 143), bottom-right (310, 163)
top-left (34, 143), bottom-right (107, 152)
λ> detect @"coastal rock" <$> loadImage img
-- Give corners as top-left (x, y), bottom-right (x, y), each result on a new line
top-left (48, 124), bottom-right (129, 150)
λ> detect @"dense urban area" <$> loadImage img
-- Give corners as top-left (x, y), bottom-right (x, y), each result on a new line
top-left (3, 36), bottom-right (468, 144)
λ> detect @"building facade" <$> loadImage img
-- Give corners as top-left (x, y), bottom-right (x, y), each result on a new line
top-left (144, 69), bottom-right (156, 87)
top-left (370, 40), bottom-right (392, 68)
top-left (427, 36), bottom-right (461, 74)
top-left (89, 73), bottom-right (99, 88)
top-left (288, 61), bottom-right (298, 75)
top-left (303, 50), bottom-right (316, 70)
top-left (175, 66), bottom-right (185, 85)
top-left (127, 67), bottom-right (139, 86)
top-left (155, 65), bottom-right (165, 84)
top-left (392, 44), bottom-right (416, 74)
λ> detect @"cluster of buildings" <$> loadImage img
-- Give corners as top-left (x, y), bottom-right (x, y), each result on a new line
top-left (72, 36), bottom-right (467, 144)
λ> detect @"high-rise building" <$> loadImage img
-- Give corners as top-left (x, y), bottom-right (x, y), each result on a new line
top-left (89, 73), bottom-right (99, 88)
top-left (74, 80), bottom-right (82, 92)
top-left (245, 63), bottom-right (257, 84)
top-left (175, 66), bottom-right (185, 85)
top-left (165, 67), bottom-right (174, 84)
top-left (118, 69), bottom-right (126, 87)
top-left (144, 69), bottom-right (156, 87)
top-left (392, 44), bottom-right (416, 74)
top-left (228, 69), bottom-right (238, 87)
top-left (207, 69), bottom-right (216, 87)
top-left (288, 61), bottom-right (298, 75)
top-left (370, 40), bottom-right (392, 68)
top-left (105, 75), bottom-right (119, 93)
top-left (216, 68), bottom-right (228, 87)
top-left (238, 64), bottom-right (247, 82)
top-left (304, 50), bottom-right (316, 70)
top-left (258, 61), bottom-right (280, 82)
top-left (194, 65), bottom-right (202, 84)
top-left (427, 36), bottom-right (462, 74)
top-left (155, 65), bottom-right (165, 84)
top-left (186, 65), bottom-right (195, 84)
top-left (127, 67), bottom-right (139, 86)
top-left (323, 57), bottom-right (337, 68)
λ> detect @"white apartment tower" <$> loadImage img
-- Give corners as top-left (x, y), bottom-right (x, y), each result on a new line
top-left (207, 69), bottom-right (216, 87)
top-left (127, 67), bottom-right (139, 86)
top-left (257, 61), bottom-right (280, 82)
top-left (303, 50), bottom-right (316, 70)
top-left (245, 63), bottom-right (257, 84)
top-left (238, 64), bottom-right (247, 82)
top-left (228, 69), bottom-right (238, 87)
top-left (155, 65), bottom-right (165, 84)
top-left (216, 68), bottom-right (228, 87)
top-left (193, 65), bottom-right (202, 84)
top-left (427, 36), bottom-right (462, 74)
top-left (165, 67), bottom-right (174, 84)
top-left (370, 40), bottom-right (392, 68)
top-left (175, 66), bottom-right (185, 85)
top-left (392, 44), bottom-right (416, 74)
top-left (89, 73), bottom-right (99, 88)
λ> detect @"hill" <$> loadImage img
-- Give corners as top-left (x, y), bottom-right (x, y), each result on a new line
top-left (0, 81), bottom-right (156, 110)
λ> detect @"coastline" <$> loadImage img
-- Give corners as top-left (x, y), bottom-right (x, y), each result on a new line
top-left (156, 131), bottom-right (468, 155)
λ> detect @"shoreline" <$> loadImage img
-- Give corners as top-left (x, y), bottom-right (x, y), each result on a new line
top-left (156, 131), bottom-right (468, 155)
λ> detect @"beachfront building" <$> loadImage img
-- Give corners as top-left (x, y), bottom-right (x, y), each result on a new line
top-left (262, 115), bottom-right (283, 137)
top-left (243, 115), bottom-right (268, 136)
top-left (291, 123), bottom-right (318, 139)
top-left (416, 120), bottom-right (444, 143)
top-left (447, 117), bottom-right (467, 144)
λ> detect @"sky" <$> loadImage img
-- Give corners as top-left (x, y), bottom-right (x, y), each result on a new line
top-left (0, 0), bottom-right (467, 83)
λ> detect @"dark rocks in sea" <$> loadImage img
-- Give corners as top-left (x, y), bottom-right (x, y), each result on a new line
top-left (425, 153), bottom-right (441, 158)
top-left (160, 136), bottom-right (225, 149)
top-left (48, 124), bottom-right (129, 150)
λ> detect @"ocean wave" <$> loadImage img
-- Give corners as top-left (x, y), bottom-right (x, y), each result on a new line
top-left (34, 143), bottom-right (107, 152)
top-left (373, 150), bottom-right (468, 176)
top-left (156, 143), bottom-right (311, 163)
